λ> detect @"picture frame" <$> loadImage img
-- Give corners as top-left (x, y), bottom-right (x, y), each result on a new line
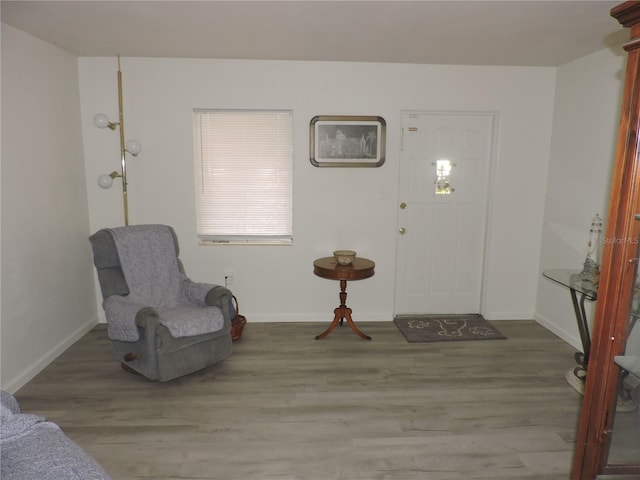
top-left (310, 115), bottom-right (386, 167)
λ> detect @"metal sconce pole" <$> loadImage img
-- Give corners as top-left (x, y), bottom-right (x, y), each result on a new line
top-left (116, 58), bottom-right (129, 226)
top-left (95, 55), bottom-right (141, 226)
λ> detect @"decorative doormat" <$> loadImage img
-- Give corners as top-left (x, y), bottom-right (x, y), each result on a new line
top-left (393, 314), bottom-right (506, 343)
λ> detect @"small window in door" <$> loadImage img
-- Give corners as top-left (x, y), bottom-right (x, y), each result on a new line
top-left (435, 159), bottom-right (453, 195)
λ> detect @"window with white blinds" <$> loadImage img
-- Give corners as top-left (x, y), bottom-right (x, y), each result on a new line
top-left (193, 109), bottom-right (293, 244)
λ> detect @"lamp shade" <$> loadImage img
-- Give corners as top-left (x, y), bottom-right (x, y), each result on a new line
top-left (125, 139), bottom-right (142, 156)
top-left (97, 174), bottom-right (114, 189)
top-left (93, 113), bottom-right (112, 129)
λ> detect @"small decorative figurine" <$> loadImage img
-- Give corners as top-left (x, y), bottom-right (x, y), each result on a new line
top-left (572, 214), bottom-right (603, 286)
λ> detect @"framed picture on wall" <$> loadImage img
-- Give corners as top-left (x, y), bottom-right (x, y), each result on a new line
top-left (310, 115), bottom-right (386, 167)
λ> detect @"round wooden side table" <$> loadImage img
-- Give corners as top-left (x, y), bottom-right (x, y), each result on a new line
top-left (313, 256), bottom-right (375, 340)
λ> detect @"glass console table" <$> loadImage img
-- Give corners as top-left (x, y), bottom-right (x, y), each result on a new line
top-left (543, 268), bottom-right (598, 367)
top-left (542, 268), bottom-right (640, 464)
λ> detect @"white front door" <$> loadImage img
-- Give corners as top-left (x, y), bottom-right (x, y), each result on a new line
top-left (395, 112), bottom-right (494, 315)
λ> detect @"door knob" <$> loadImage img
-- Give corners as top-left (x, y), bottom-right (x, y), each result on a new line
top-left (399, 227), bottom-right (406, 235)
top-left (400, 202), bottom-right (407, 209)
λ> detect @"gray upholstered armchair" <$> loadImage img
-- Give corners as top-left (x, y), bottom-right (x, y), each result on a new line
top-left (89, 224), bottom-right (233, 381)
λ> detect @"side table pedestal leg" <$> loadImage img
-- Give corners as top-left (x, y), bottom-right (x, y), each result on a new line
top-left (315, 311), bottom-right (342, 340)
top-left (315, 280), bottom-right (371, 340)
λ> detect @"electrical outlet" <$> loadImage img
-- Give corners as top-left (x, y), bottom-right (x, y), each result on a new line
top-left (224, 270), bottom-right (235, 287)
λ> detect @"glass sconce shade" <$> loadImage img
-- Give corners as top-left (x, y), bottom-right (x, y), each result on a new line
top-left (97, 171), bottom-right (121, 189)
top-left (93, 113), bottom-right (113, 129)
top-left (97, 174), bottom-right (114, 189)
top-left (125, 139), bottom-right (142, 156)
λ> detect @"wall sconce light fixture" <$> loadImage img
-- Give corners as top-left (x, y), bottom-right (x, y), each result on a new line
top-left (95, 55), bottom-right (141, 226)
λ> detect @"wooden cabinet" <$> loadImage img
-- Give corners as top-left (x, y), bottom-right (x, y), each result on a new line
top-left (571, 2), bottom-right (640, 478)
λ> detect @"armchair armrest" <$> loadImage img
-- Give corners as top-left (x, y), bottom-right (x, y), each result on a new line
top-left (103, 296), bottom-right (154, 342)
top-left (205, 286), bottom-right (234, 327)
top-left (134, 306), bottom-right (161, 331)
top-left (205, 285), bottom-right (233, 306)
top-left (184, 282), bottom-right (234, 322)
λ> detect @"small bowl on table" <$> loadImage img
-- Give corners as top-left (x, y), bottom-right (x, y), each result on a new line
top-left (333, 250), bottom-right (356, 266)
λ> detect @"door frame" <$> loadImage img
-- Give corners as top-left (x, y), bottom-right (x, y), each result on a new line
top-left (393, 110), bottom-right (500, 318)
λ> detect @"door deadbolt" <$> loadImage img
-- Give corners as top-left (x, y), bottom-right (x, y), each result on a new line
top-left (400, 202), bottom-right (407, 209)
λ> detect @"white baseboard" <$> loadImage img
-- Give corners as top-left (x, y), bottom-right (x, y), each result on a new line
top-left (242, 312), bottom-right (538, 323)
top-left (241, 312), bottom-right (394, 323)
top-left (481, 311), bottom-right (534, 321)
top-left (3, 317), bottom-right (100, 394)
top-left (534, 312), bottom-right (582, 351)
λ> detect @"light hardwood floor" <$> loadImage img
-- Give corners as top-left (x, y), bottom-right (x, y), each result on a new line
top-left (15, 320), bottom-right (584, 480)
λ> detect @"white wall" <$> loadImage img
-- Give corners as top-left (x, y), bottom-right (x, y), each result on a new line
top-left (79, 57), bottom-right (556, 324)
top-left (0, 24), bottom-right (98, 392)
top-left (535, 46), bottom-right (626, 350)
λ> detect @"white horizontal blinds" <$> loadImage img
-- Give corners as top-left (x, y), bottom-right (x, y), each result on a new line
top-left (194, 110), bottom-right (293, 243)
